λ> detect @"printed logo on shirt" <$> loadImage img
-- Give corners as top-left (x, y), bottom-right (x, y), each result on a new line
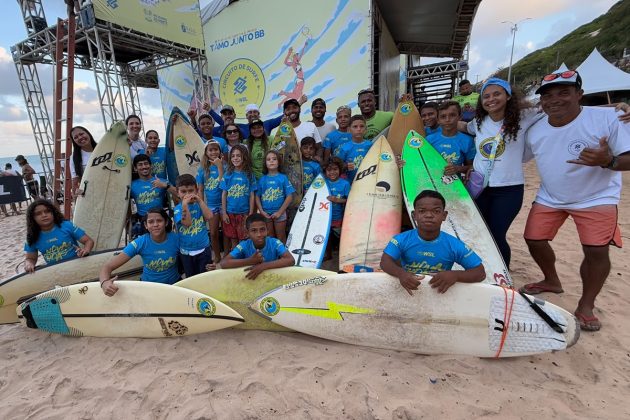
top-left (43, 242), bottom-right (73, 263)
top-left (404, 261), bottom-right (445, 274)
top-left (567, 139), bottom-right (589, 157)
top-left (479, 137), bottom-right (506, 159)
top-left (114, 154), bottom-right (128, 168)
top-left (227, 183), bottom-right (248, 198)
top-left (152, 161), bottom-right (166, 176)
top-left (137, 188), bottom-right (160, 205)
top-left (205, 176), bottom-right (219, 191)
top-left (262, 186), bottom-right (283, 203)
top-left (179, 215), bottom-right (206, 236)
top-left (146, 256), bottom-right (176, 272)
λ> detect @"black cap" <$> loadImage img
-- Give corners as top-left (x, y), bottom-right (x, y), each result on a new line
top-left (311, 98), bottom-right (326, 108)
top-left (249, 119), bottom-right (264, 128)
top-left (283, 99), bottom-right (300, 110)
top-left (220, 104), bottom-right (235, 113)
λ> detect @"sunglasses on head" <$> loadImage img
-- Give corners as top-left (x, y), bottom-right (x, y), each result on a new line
top-left (226, 129), bottom-right (239, 135)
top-left (542, 70), bottom-right (577, 82)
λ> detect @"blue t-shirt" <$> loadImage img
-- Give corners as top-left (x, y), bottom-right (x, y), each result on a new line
top-left (338, 140), bottom-right (373, 182)
top-left (230, 237), bottom-right (287, 262)
top-left (302, 160), bottom-right (322, 192)
top-left (383, 230), bottom-right (482, 274)
top-left (427, 132), bottom-right (476, 166)
top-left (326, 178), bottom-right (351, 222)
top-left (196, 165), bottom-right (223, 209)
top-left (173, 201), bottom-right (210, 253)
top-left (149, 147), bottom-right (167, 179)
top-left (219, 170), bottom-right (257, 214)
top-left (425, 126), bottom-right (442, 136)
top-left (257, 173), bottom-right (296, 214)
top-left (323, 130), bottom-right (352, 157)
top-left (122, 232), bottom-right (180, 284)
top-left (130, 177), bottom-right (168, 216)
top-left (24, 221), bottom-right (85, 264)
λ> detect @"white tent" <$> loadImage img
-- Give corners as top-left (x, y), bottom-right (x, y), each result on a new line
top-left (553, 62), bottom-right (569, 73)
top-left (576, 48), bottom-right (630, 95)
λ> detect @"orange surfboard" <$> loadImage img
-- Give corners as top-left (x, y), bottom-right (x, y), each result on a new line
top-left (387, 100), bottom-right (425, 156)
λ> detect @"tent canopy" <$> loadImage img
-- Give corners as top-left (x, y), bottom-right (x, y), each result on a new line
top-left (576, 48), bottom-right (630, 95)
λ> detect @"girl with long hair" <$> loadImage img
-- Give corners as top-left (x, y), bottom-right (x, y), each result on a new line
top-left (24, 199), bottom-right (94, 272)
top-left (256, 150), bottom-right (295, 243)
top-left (196, 141), bottom-right (225, 263)
top-left (246, 119), bottom-right (269, 179)
top-left (70, 126), bottom-right (97, 196)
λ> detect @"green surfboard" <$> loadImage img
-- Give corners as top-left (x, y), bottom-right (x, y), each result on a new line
top-left (400, 130), bottom-right (512, 287)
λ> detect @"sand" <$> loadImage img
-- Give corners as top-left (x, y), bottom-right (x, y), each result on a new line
top-left (1, 163), bottom-right (629, 419)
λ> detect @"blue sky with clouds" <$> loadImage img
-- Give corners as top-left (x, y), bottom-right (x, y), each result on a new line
top-left (0, 0), bottom-right (619, 157)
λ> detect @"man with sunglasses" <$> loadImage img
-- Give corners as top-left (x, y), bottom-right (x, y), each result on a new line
top-left (357, 88), bottom-right (395, 140)
top-left (521, 70), bottom-right (630, 332)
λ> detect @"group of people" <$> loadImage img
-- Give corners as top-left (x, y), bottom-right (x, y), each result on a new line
top-left (21, 70), bottom-right (630, 332)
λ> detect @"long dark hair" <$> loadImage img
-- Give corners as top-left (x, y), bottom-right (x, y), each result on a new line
top-left (26, 199), bottom-right (65, 246)
top-left (475, 86), bottom-right (522, 142)
top-left (70, 126), bottom-right (97, 179)
top-left (262, 150), bottom-right (284, 175)
top-left (144, 207), bottom-right (173, 233)
top-left (227, 144), bottom-right (253, 179)
top-left (246, 126), bottom-right (269, 153)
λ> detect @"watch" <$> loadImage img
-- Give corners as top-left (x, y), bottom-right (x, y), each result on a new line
top-left (606, 155), bottom-right (618, 169)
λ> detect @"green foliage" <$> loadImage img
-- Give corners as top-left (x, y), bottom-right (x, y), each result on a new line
top-left (495, 1), bottom-right (630, 88)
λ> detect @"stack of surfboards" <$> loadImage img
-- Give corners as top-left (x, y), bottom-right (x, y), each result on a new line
top-left (17, 282), bottom-right (243, 338)
top-left (400, 130), bottom-right (513, 287)
top-left (165, 106), bottom-right (206, 180)
top-left (0, 249), bottom-right (142, 324)
top-left (339, 136), bottom-right (402, 272)
top-left (73, 121), bottom-right (131, 251)
top-left (249, 272), bottom-right (580, 358)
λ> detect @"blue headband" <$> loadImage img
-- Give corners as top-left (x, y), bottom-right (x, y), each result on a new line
top-left (481, 78), bottom-right (512, 96)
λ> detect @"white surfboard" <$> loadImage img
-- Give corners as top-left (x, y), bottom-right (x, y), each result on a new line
top-left (286, 174), bottom-right (332, 268)
top-left (171, 108), bottom-right (206, 177)
top-left (17, 282), bottom-right (244, 338)
top-left (249, 273), bottom-right (580, 358)
top-left (74, 121), bottom-right (131, 250)
top-left (339, 136), bottom-right (402, 272)
top-left (0, 249), bottom-right (142, 325)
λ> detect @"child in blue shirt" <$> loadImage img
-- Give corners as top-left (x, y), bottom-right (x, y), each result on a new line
top-left (427, 101), bottom-right (475, 176)
top-left (220, 144), bottom-right (257, 251)
top-left (323, 105), bottom-right (352, 161)
top-left (100, 208), bottom-right (180, 295)
top-left (221, 213), bottom-right (295, 279)
top-left (23, 199), bottom-right (94, 272)
top-left (256, 150), bottom-right (295, 243)
top-left (420, 102), bottom-right (442, 136)
top-left (323, 157), bottom-right (351, 260)
top-left (145, 130), bottom-right (167, 179)
top-left (196, 140), bottom-right (225, 264)
top-left (173, 174), bottom-right (214, 277)
top-left (337, 115), bottom-right (373, 182)
top-left (380, 190), bottom-right (485, 295)
top-left (300, 136), bottom-right (322, 192)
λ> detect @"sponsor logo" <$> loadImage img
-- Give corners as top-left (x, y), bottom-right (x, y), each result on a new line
top-left (479, 137), bottom-right (506, 159)
top-left (219, 58), bottom-right (266, 116)
top-left (441, 175), bottom-right (458, 185)
top-left (196, 298), bottom-right (216, 316)
top-left (400, 103), bottom-right (412, 115)
top-left (375, 181), bottom-right (391, 193)
top-left (91, 152), bottom-right (112, 167)
top-left (175, 135), bottom-right (187, 148)
top-left (318, 202), bottom-right (329, 211)
top-left (298, 197), bottom-right (307, 212)
top-left (567, 139), bottom-right (588, 157)
top-left (283, 276), bottom-right (328, 290)
top-left (311, 177), bottom-right (325, 189)
top-left (292, 248), bottom-right (312, 255)
top-left (355, 164), bottom-right (377, 181)
top-left (186, 151), bottom-right (200, 166)
top-left (408, 136), bottom-right (423, 148)
top-left (313, 235), bottom-right (324, 245)
top-left (380, 152), bottom-right (392, 162)
top-left (113, 154), bottom-right (128, 168)
top-left (260, 296), bottom-right (280, 316)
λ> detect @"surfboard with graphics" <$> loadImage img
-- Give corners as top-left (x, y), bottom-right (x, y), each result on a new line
top-left (401, 130), bottom-right (512, 287)
top-left (249, 272), bottom-right (579, 357)
top-left (17, 282), bottom-right (243, 338)
top-left (388, 100), bottom-right (425, 156)
top-left (339, 136), bottom-right (402, 273)
top-left (286, 174), bottom-right (332, 268)
top-left (271, 122), bottom-right (303, 206)
top-left (73, 121), bottom-right (131, 251)
top-left (168, 106), bottom-right (206, 178)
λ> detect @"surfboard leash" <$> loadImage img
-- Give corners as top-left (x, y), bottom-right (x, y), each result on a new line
top-left (518, 291), bottom-right (564, 334)
top-left (494, 286), bottom-right (516, 358)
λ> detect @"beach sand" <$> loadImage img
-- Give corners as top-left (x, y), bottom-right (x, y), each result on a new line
top-left (1, 163), bottom-right (629, 419)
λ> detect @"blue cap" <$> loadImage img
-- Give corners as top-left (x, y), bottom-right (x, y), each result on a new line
top-left (481, 78), bottom-right (512, 96)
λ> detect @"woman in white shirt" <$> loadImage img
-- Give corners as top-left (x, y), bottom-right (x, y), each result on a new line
top-left (70, 126), bottom-right (97, 196)
top-left (126, 114), bottom-right (147, 159)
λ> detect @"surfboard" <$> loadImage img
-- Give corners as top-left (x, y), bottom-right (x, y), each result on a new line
top-left (169, 106), bottom-right (206, 178)
top-left (73, 121), bottom-right (131, 251)
top-left (271, 122), bottom-right (303, 206)
top-left (164, 108), bottom-right (184, 184)
top-left (387, 100), bottom-right (425, 156)
top-left (249, 272), bottom-right (580, 358)
top-left (0, 249), bottom-right (142, 324)
top-left (174, 267), bottom-right (334, 331)
top-left (401, 131), bottom-right (513, 287)
top-left (17, 282), bottom-right (243, 338)
top-left (339, 136), bottom-right (402, 273)
top-left (286, 174), bottom-right (332, 268)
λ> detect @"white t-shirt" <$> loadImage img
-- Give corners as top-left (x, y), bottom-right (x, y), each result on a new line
top-left (293, 121), bottom-right (323, 146)
top-left (314, 122), bottom-right (336, 141)
top-left (129, 138), bottom-right (147, 159)
top-left (467, 109), bottom-right (542, 187)
top-left (525, 106), bottom-right (630, 209)
top-left (70, 149), bottom-right (92, 178)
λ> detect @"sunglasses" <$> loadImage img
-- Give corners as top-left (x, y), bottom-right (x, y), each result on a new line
top-left (226, 129), bottom-right (239, 135)
top-left (542, 70), bottom-right (577, 82)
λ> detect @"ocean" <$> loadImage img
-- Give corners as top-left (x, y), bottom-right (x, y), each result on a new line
top-left (0, 154), bottom-right (45, 176)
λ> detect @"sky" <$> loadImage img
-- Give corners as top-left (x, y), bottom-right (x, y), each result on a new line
top-left (0, 0), bottom-right (620, 158)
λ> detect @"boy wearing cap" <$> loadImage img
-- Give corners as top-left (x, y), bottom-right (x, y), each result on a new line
top-left (310, 98), bottom-right (336, 140)
top-left (323, 105), bottom-right (353, 162)
top-left (521, 70), bottom-right (630, 332)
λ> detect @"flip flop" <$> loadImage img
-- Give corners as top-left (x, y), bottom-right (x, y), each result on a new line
top-left (519, 282), bottom-right (564, 295)
top-left (575, 312), bottom-right (601, 332)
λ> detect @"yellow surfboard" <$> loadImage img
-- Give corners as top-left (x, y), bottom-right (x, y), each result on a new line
top-left (171, 108), bottom-right (206, 177)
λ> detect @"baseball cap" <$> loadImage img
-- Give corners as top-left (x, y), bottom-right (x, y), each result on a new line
top-left (283, 98), bottom-right (300, 110)
top-left (220, 104), bottom-right (235, 113)
top-left (249, 119), bottom-right (264, 128)
top-left (535, 70), bottom-right (582, 94)
top-left (481, 78), bottom-right (512, 96)
top-left (15, 154), bottom-right (25, 161)
top-left (245, 104), bottom-right (259, 113)
top-left (311, 98), bottom-right (326, 108)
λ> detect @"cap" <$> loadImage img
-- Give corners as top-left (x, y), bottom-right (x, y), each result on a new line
top-left (245, 104), bottom-right (259, 113)
top-left (311, 98), bottom-right (326, 108)
top-left (535, 70), bottom-right (582, 94)
top-left (480, 78), bottom-right (512, 96)
top-left (283, 98), bottom-right (300, 110)
top-left (15, 154), bottom-right (25, 161)
top-left (220, 104), bottom-right (235, 113)
top-left (249, 119), bottom-right (264, 128)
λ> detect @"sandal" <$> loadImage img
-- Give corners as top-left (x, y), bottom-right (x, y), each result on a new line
top-left (575, 311), bottom-right (601, 332)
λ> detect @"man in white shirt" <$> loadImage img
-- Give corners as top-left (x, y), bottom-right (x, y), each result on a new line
top-left (283, 98), bottom-right (323, 158)
top-left (310, 98), bottom-right (336, 140)
top-left (521, 70), bottom-right (630, 332)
